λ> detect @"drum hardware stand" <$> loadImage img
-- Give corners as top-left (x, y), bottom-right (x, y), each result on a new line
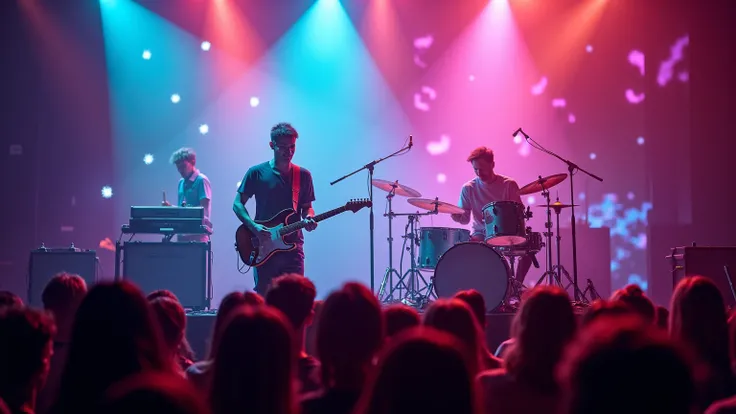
top-left (535, 193), bottom-right (588, 302)
top-left (377, 185), bottom-right (403, 302)
top-left (379, 201), bottom-right (439, 306)
top-left (582, 278), bottom-right (601, 301)
top-left (536, 183), bottom-right (563, 288)
top-left (515, 128), bottom-right (603, 302)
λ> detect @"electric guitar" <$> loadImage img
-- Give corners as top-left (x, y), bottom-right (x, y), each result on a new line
top-left (235, 199), bottom-right (371, 267)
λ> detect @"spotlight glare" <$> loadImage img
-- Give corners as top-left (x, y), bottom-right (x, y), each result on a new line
top-left (513, 134), bottom-right (522, 144)
top-left (101, 186), bottom-right (113, 199)
top-left (143, 154), bottom-right (154, 165)
top-left (250, 97), bottom-right (260, 107)
top-left (469, 75), bottom-right (475, 82)
top-left (199, 124), bottom-right (209, 135)
top-left (636, 136), bottom-right (645, 145)
top-left (586, 45), bottom-right (594, 53)
top-left (437, 173), bottom-right (447, 183)
top-left (589, 153), bottom-right (597, 160)
top-left (527, 196), bottom-right (536, 205)
top-left (171, 94), bottom-right (181, 104)
top-left (142, 50), bottom-right (152, 60)
top-left (201, 41), bottom-right (211, 51)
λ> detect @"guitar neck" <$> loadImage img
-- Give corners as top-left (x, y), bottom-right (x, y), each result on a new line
top-left (278, 206), bottom-right (351, 236)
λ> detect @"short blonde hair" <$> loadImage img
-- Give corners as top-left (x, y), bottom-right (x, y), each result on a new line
top-left (170, 147), bottom-right (196, 165)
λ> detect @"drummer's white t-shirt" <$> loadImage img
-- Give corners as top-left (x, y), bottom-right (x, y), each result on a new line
top-left (458, 174), bottom-right (523, 236)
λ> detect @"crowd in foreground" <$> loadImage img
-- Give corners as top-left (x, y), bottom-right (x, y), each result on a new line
top-left (1, 272), bottom-right (736, 414)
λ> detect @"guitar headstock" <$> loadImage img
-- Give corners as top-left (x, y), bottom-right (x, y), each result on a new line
top-left (346, 198), bottom-right (372, 213)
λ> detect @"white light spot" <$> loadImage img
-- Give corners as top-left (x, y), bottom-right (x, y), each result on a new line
top-left (627, 192), bottom-right (635, 200)
top-left (436, 173), bottom-right (447, 183)
top-left (426, 135), bottom-right (450, 155)
top-left (236, 181), bottom-right (242, 189)
top-left (637, 136), bottom-right (645, 145)
top-left (143, 154), bottom-right (154, 165)
top-left (142, 50), bottom-right (152, 60)
top-left (518, 142), bottom-right (531, 157)
top-left (101, 186), bottom-right (113, 199)
top-left (527, 196), bottom-right (536, 205)
top-left (199, 124), bottom-right (209, 135)
top-left (589, 153), bottom-right (597, 160)
top-left (625, 89), bottom-right (645, 104)
top-left (250, 97), bottom-right (260, 107)
top-left (469, 75), bottom-right (475, 81)
top-left (171, 94), bottom-right (181, 104)
top-left (531, 76), bottom-right (548, 96)
top-left (513, 133), bottom-right (523, 144)
top-left (201, 41), bottom-right (211, 51)
top-left (568, 113), bottom-right (576, 124)
top-left (586, 45), bottom-right (594, 53)
top-left (552, 98), bottom-right (567, 108)
top-left (579, 193), bottom-right (586, 200)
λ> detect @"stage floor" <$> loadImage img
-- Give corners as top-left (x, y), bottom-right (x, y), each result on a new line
top-left (185, 312), bottom-right (514, 360)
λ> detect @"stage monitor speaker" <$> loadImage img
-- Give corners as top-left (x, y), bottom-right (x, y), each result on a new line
top-left (669, 246), bottom-right (736, 309)
top-left (28, 249), bottom-right (97, 308)
top-left (121, 242), bottom-right (210, 309)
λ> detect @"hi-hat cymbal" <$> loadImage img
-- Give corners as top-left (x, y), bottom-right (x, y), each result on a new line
top-left (536, 202), bottom-right (579, 209)
top-left (519, 173), bottom-right (568, 195)
top-left (372, 179), bottom-right (422, 198)
top-left (407, 198), bottom-right (465, 215)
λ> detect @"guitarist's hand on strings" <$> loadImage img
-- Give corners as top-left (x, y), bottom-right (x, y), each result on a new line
top-left (304, 217), bottom-right (318, 232)
top-left (252, 223), bottom-right (272, 240)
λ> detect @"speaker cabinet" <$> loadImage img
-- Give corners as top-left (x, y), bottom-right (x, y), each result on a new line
top-left (120, 242), bottom-right (211, 309)
top-left (669, 246), bottom-right (736, 308)
top-left (28, 249), bottom-right (97, 308)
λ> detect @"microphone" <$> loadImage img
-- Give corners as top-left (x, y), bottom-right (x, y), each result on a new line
top-left (512, 128), bottom-right (530, 139)
top-left (409, 135), bottom-right (413, 148)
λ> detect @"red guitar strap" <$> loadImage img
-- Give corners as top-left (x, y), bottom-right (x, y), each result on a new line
top-left (292, 165), bottom-right (301, 213)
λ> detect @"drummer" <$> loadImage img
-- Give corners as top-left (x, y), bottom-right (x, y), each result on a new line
top-left (450, 146), bottom-right (533, 284)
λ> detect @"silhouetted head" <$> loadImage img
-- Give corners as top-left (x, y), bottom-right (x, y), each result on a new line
top-left (355, 327), bottom-right (479, 414)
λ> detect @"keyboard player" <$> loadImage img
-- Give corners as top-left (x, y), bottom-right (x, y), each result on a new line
top-left (164, 147), bottom-right (212, 241)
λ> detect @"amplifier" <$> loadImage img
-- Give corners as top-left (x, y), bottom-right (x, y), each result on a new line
top-left (668, 246), bottom-right (736, 308)
top-left (28, 248), bottom-right (97, 308)
top-left (118, 242), bottom-right (211, 309)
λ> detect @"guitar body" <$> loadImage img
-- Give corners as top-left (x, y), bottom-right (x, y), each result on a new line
top-left (235, 209), bottom-right (299, 267)
top-left (234, 199), bottom-right (371, 268)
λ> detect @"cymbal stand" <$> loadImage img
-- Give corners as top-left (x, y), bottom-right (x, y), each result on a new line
top-left (378, 185), bottom-right (402, 303)
top-left (536, 180), bottom-right (563, 287)
top-left (537, 196), bottom-right (588, 302)
top-left (380, 206), bottom-right (439, 307)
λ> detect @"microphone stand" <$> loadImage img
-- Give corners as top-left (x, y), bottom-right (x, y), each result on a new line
top-left (331, 137), bottom-right (413, 294)
top-left (513, 128), bottom-right (603, 302)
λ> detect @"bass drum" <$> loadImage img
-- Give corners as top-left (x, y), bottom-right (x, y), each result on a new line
top-left (433, 242), bottom-right (510, 311)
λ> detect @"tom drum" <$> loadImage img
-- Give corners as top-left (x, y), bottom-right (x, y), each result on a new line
top-left (419, 227), bottom-right (470, 269)
top-left (482, 201), bottom-right (527, 246)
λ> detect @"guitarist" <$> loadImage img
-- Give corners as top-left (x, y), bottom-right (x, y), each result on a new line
top-left (233, 122), bottom-right (317, 295)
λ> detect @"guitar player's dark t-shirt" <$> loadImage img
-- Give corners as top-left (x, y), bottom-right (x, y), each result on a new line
top-left (238, 161), bottom-right (316, 245)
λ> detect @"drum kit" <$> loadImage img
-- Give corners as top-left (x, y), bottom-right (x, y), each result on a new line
top-left (375, 173), bottom-right (588, 311)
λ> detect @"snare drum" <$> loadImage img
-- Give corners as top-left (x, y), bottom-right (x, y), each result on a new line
top-left (433, 242), bottom-right (510, 311)
top-left (419, 227), bottom-right (470, 269)
top-left (496, 231), bottom-right (544, 256)
top-left (482, 201), bottom-right (527, 246)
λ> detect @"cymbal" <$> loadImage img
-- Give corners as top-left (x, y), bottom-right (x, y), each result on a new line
top-left (519, 173), bottom-right (568, 195)
top-left (372, 179), bottom-right (422, 198)
top-left (407, 198), bottom-right (465, 215)
top-left (536, 202), bottom-right (579, 209)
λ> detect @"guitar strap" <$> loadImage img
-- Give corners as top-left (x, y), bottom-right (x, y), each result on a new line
top-left (292, 165), bottom-right (301, 213)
